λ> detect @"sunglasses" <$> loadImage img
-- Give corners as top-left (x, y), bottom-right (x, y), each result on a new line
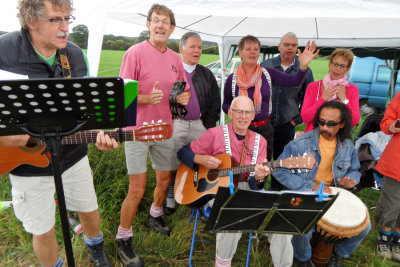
top-left (318, 120), bottom-right (342, 128)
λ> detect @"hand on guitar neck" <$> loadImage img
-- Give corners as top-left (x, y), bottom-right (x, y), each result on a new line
top-left (95, 131), bottom-right (118, 151)
top-left (254, 159), bottom-right (270, 181)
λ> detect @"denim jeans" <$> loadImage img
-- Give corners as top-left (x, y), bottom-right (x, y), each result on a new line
top-left (292, 222), bottom-right (372, 261)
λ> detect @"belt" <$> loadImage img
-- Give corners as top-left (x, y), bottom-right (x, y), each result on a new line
top-left (250, 118), bottom-right (269, 127)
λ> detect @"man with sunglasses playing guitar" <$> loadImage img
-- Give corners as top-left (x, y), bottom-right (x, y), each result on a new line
top-left (273, 101), bottom-right (371, 267)
top-left (177, 96), bottom-right (296, 267)
top-left (0, 1), bottom-right (118, 266)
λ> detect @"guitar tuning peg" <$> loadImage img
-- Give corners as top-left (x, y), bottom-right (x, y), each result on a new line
top-left (157, 120), bottom-right (162, 124)
top-left (142, 122), bottom-right (148, 126)
top-left (303, 152), bottom-right (307, 157)
top-left (305, 169), bottom-right (309, 173)
top-left (297, 169), bottom-right (301, 173)
top-left (151, 120), bottom-right (155, 124)
top-left (291, 169), bottom-right (295, 174)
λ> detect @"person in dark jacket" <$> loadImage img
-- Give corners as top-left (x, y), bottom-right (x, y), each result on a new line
top-left (261, 32), bottom-right (314, 190)
top-left (0, 1), bottom-right (117, 266)
top-left (165, 32), bottom-right (221, 214)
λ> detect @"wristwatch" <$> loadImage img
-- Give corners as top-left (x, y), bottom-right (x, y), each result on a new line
top-left (342, 99), bottom-right (349, 105)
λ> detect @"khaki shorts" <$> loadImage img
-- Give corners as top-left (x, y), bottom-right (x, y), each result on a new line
top-left (125, 138), bottom-right (175, 175)
top-left (10, 156), bottom-right (98, 235)
top-left (170, 119), bottom-right (207, 170)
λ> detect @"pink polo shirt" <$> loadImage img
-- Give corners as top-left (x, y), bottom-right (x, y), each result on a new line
top-left (120, 40), bottom-right (188, 130)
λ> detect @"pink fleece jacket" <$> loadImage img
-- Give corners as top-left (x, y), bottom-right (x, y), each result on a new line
top-left (301, 80), bottom-right (360, 132)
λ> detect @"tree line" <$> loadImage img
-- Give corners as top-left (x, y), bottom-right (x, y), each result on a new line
top-left (69, 24), bottom-right (219, 54)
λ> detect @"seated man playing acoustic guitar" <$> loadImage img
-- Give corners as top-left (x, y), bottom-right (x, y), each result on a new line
top-left (273, 101), bottom-right (371, 267)
top-left (177, 95), bottom-right (293, 267)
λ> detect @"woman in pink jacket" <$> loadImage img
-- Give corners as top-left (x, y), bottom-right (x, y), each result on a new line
top-left (301, 48), bottom-right (360, 132)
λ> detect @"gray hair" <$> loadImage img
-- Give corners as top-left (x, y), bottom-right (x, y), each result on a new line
top-left (280, 32), bottom-right (298, 44)
top-left (180, 32), bottom-right (202, 49)
top-left (17, 0), bottom-right (73, 29)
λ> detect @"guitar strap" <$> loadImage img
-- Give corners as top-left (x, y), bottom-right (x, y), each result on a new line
top-left (58, 49), bottom-right (72, 78)
top-left (249, 133), bottom-right (260, 177)
top-left (223, 124), bottom-right (232, 156)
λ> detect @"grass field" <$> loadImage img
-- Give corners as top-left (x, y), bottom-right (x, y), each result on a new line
top-left (0, 50), bottom-right (394, 267)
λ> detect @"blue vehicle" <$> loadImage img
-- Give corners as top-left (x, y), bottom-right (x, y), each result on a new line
top-left (348, 57), bottom-right (400, 115)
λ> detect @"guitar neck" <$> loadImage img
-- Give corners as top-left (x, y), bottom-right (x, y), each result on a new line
top-left (218, 161), bottom-right (281, 177)
top-left (35, 130), bottom-right (134, 146)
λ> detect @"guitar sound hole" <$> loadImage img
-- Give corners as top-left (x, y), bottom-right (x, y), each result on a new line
top-left (207, 169), bottom-right (219, 182)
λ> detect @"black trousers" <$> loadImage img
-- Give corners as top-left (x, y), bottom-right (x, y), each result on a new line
top-left (270, 121), bottom-right (295, 191)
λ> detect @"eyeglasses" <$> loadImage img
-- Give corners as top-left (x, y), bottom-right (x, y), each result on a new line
top-left (331, 62), bottom-right (348, 70)
top-left (318, 119), bottom-right (342, 128)
top-left (231, 108), bottom-right (255, 117)
top-left (38, 15), bottom-right (75, 25)
top-left (281, 43), bottom-right (298, 48)
top-left (150, 18), bottom-right (171, 26)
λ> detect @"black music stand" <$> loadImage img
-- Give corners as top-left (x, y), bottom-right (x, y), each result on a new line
top-left (0, 77), bottom-right (128, 267)
top-left (205, 187), bottom-right (337, 235)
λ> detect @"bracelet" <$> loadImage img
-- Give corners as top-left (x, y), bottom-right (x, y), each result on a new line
top-left (256, 178), bottom-right (265, 183)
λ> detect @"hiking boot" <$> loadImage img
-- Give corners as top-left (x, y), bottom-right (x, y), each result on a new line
top-left (327, 251), bottom-right (341, 267)
top-left (296, 259), bottom-right (315, 267)
top-left (146, 215), bottom-right (171, 235)
top-left (86, 240), bottom-right (112, 267)
top-left (116, 237), bottom-right (143, 267)
top-left (163, 207), bottom-right (176, 217)
top-left (392, 236), bottom-right (400, 262)
top-left (377, 233), bottom-right (392, 258)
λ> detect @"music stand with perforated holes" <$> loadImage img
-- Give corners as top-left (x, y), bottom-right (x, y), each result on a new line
top-left (0, 77), bottom-right (129, 267)
top-left (205, 187), bottom-right (337, 235)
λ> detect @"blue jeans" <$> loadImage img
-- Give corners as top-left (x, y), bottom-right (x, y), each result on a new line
top-left (293, 222), bottom-right (372, 261)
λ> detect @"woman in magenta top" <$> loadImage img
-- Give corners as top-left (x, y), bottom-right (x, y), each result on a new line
top-left (301, 48), bottom-right (360, 132)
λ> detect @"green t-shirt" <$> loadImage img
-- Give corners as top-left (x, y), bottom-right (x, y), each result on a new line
top-left (33, 46), bottom-right (90, 76)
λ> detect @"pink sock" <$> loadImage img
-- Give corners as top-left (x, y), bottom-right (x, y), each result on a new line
top-left (216, 255), bottom-right (231, 267)
top-left (150, 202), bottom-right (163, 217)
top-left (116, 225), bottom-right (133, 239)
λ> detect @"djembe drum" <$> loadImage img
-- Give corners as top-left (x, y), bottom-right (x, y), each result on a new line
top-left (311, 187), bottom-right (370, 266)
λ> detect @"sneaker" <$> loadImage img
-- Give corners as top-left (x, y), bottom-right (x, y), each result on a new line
top-left (377, 234), bottom-right (392, 258)
top-left (146, 215), bottom-right (171, 235)
top-left (296, 259), bottom-right (315, 267)
top-left (392, 236), bottom-right (400, 262)
top-left (163, 206), bottom-right (176, 216)
top-left (116, 237), bottom-right (143, 267)
top-left (327, 252), bottom-right (341, 267)
top-left (86, 240), bottom-right (112, 267)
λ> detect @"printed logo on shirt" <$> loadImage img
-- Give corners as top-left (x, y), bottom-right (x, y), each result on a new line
top-left (171, 64), bottom-right (178, 74)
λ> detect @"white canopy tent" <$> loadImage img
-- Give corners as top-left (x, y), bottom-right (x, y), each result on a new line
top-left (75, 0), bottom-right (400, 76)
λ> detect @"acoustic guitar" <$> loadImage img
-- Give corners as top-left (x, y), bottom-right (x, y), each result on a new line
top-left (0, 122), bottom-right (172, 175)
top-left (174, 153), bottom-right (316, 207)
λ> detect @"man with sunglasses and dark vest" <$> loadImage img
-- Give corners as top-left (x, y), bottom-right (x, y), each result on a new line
top-left (0, 1), bottom-right (117, 266)
top-left (273, 101), bottom-right (371, 267)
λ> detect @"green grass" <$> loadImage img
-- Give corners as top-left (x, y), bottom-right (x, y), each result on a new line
top-left (0, 52), bottom-right (391, 266)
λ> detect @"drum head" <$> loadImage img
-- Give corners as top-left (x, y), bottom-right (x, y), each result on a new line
top-left (317, 187), bottom-right (369, 238)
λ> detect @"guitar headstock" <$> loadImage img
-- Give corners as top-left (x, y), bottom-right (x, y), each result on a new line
top-left (134, 121), bottom-right (172, 142)
top-left (280, 153), bottom-right (316, 170)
